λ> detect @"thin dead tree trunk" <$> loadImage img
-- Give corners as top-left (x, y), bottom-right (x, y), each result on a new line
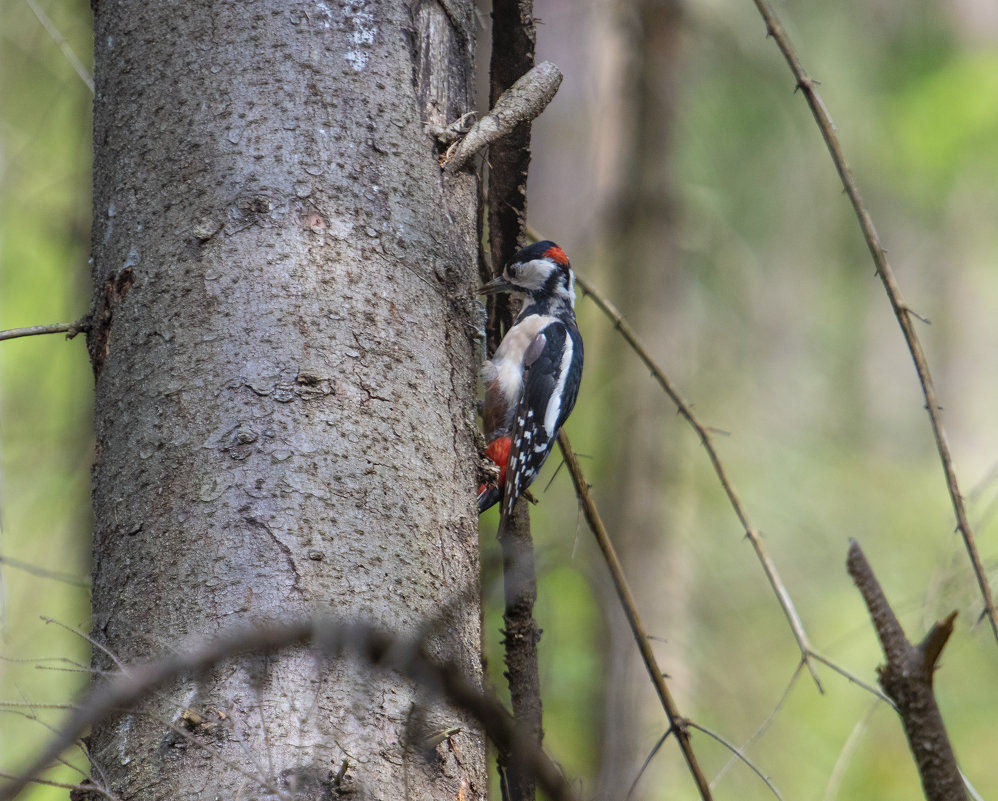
top-left (847, 541), bottom-right (968, 801)
top-left (86, 1), bottom-right (485, 798)
top-left (487, 3), bottom-right (544, 801)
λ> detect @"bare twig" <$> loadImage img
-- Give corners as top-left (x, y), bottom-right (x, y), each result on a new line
top-left (0, 619), bottom-right (582, 801)
top-left (557, 431), bottom-right (714, 801)
top-left (25, 0), bottom-right (94, 94)
top-left (686, 720), bottom-right (784, 801)
top-left (0, 700), bottom-right (82, 712)
top-left (0, 554), bottom-right (88, 586)
top-left (846, 540), bottom-right (967, 801)
top-left (750, 0), bottom-right (998, 645)
top-left (564, 266), bottom-right (823, 689)
top-left (624, 729), bottom-right (671, 801)
top-left (806, 651), bottom-right (893, 708)
top-left (443, 62), bottom-right (562, 172)
top-left (0, 320), bottom-right (87, 342)
top-left (0, 771), bottom-right (116, 801)
top-left (712, 660), bottom-right (803, 786)
top-left (6, 692), bottom-right (90, 776)
top-left (823, 703), bottom-right (874, 801)
top-left (42, 616), bottom-right (127, 672)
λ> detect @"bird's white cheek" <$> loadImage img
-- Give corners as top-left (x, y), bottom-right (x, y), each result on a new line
top-left (514, 260), bottom-right (552, 291)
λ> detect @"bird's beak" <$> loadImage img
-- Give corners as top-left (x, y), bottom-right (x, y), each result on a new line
top-left (478, 275), bottom-right (513, 296)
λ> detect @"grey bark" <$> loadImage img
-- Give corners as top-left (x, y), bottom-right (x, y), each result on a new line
top-left (87, 2), bottom-right (486, 799)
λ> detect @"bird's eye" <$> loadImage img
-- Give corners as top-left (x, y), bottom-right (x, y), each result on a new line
top-left (507, 264), bottom-right (520, 279)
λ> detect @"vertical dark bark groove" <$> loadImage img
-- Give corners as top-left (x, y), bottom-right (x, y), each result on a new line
top-left (486, 0), bottom-right (536, 350)
top-left (487, 3), bottom-right (542, 801)
top-left (499, 502), bottom-right (543, 782)
top-left (87, 1), bottom-right (486, 799)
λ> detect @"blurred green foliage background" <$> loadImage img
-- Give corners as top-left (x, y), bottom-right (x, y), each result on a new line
top-left (489, 0), bottom-right (998, 798)
top-left (2, 0), bottom-right (997, 799)
top-left (1, 2), bottom-right (93, 799)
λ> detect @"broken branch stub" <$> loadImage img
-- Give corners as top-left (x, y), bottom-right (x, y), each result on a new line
top-left (846, 540), bottom-right (967, 801)
top-left (443, 61), bottom-right (563, 172)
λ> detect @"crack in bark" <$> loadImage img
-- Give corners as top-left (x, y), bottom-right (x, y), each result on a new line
top-left (90, 265), bottom-right (134, 380)
top-left (246, 517), bottom-right (305, 597)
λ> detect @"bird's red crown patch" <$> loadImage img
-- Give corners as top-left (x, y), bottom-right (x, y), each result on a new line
top-left (544, 245), bottom-right (569, 266)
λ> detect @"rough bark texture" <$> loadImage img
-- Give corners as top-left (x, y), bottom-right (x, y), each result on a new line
top-left (87, 1), bottom-right (486, 799)
top-left (485, 0), bottom-right (536, 349)
top-left (847, 542), bottom-right (967, 801)
top-left (497, 502), bottom-right (543, 801)
top-left (487, 3), bottom-right (544, 801)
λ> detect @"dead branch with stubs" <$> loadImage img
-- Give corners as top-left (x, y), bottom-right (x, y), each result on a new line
top-left (480, 8), bottom-right (548, 801)
top-left (438, 62), bottom-right (563, 173)
top-left (847, 541), bottom-right (968, 801)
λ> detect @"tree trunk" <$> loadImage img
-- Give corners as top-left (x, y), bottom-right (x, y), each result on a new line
top-left (87, 2), bottom-right (486, 799)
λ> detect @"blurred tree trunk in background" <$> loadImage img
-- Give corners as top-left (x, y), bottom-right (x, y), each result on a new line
top-left (596, 0), bottom-right (689, 796)
top-left (86, 1), bottom-right (485, 798)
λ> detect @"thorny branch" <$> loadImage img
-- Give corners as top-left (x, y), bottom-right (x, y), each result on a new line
top-left (0, 619), bottom-right (582, 801)
top-left (557, 432), bottom-right (715, 801)
top-left (750, 0), bottom-right (998, 645)
top-left (560, 260), bottom-right (823, 690)
top-left (846, 540), bottom-right (967, 801)
top-left (528, 231), bottom-right (920, 782)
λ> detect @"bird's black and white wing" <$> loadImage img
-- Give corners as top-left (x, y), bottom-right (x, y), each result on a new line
top-left (501, 319), bottom-right (584, 520)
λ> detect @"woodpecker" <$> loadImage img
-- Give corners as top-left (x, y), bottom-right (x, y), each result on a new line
top-left (477, 241), bottom-right (584, 521)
